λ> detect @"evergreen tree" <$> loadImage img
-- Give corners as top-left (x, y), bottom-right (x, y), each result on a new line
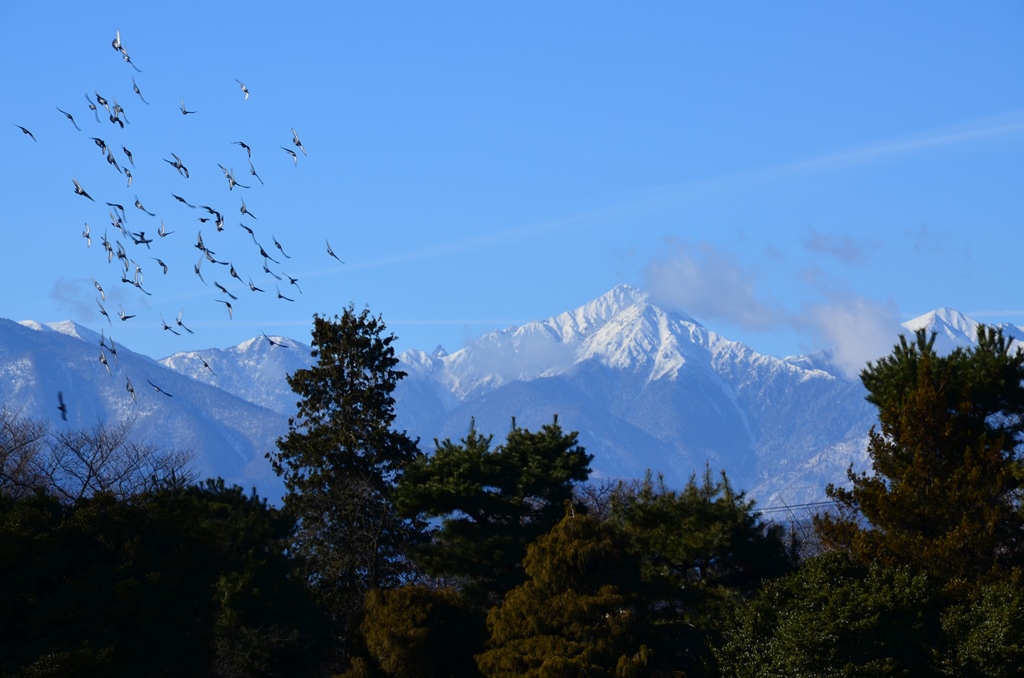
top-left (816, 327), bottom-right (1024, 590)
top-left (610, 469), bottom-right (795, 676)
top-left (268, 308), bottom-right (422, 628)
top-left (396, 417), bottom-right (592, 604)
top-left (476, 511), bottom-right (649, 678)
top-left (718, 552), bottom-right (941, 678)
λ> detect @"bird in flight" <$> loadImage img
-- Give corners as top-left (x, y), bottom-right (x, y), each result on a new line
top-left (82, 223), bottom-right (91, 247)
top-left (171, 193), bottom-right (195, 208)
top-left (91, 277), bottom-right (104, 300)
top-left (176, 309), bottom-right (195, 334)
top-left (263, 332), bottom-right (289, 348)
top-left (153, 257), bottom-right (169, 274)
top-left (272, 235), bottom-right (291, 259)
top-left (276, 284), bottom-right (295, 302)
top-left (118, 305), bottom-right (136, 321)
top-left (56, 107), bottom-right (81, 131)
top-left (214, 281), bottom-right (239, 300)
top-left (126, 377), bottom-right (137, 402)
top-left (99, 351), bottom-right (111, 376)
top-left (236, 80), bottom-right (249, 100)
top-left (198, 355), bottom-right (216, 376)
top-left (240, 197), bottom-right (256, 220)
top-left (73, 178), bottom-right (95, 201)
top-left (85, 93), bottom-right (100, 122)
top-left (233, 140), bottom-right (252, 157)
top-left (326, 239), bottom-right (345, 263)
top-left (164, 153), bottom-right (189, 178)
top-left (180, 97), bottom-right (197, 115)
top-left (122, 146), bottom-right (136, 167)
top-left (160, 314), bottom-right (180, 335)
top-left (124, 168), bottom-right (133, 188)
top-left (97, 299), bottom-right (112, 325)
top-left (216, 299), bottom-right (234, 320)
top-left (57, 392), bottom-right (68, 421)
top-left (13, 124), bottom-right (36, 141)
top-left (158, 220), bottom-right (174, 237)
top-left (291, 128), bottom-right (306, 156)
top-left (134, 196), bottom-right (156, 216)
top-left (247, 160), bottom-right (265, 185)
top-left (132, 76), bottom-right (149, 104)
top-left (217, 164), bottom-right (249, 190)
top-left (147, 379), bottom-right (173, 397)
top-left (280, 146), bottom-right (298, 165)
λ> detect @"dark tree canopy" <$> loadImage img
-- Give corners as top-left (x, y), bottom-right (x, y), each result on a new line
top-left (396, 417), bottom-right (593, 603)
top-left (268, 307), bottom-right (423, 625)
top-left (817, 326), bottom-right (1024, 589)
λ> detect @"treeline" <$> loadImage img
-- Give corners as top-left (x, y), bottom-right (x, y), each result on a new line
top-left (1, 308), bottom-right (1023, 676)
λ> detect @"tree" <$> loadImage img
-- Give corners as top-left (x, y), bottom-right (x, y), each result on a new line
top-left (476, 511), bottom-right (648, 678)
top-left (718, 552), bottom-right (941, 678)
top-left (0, 409), bottom-right (194, 502)
top-left (396, 417), bottom-right (593, 604)
top-left (268, 307), bottom-right (422, 628)
top-left (358, 585), bottom-right (483, 678)
top-left (609, 469), bottom-right (795, 676)
top-left (0, 480), bottom-right (325, 677)
top-left (816, 327), bottom-right (1024, 589)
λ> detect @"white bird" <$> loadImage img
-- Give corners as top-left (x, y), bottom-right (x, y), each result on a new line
top-left (236, 79), bottom-right (249, 100)
top-left (82, 223), bottom-right (91, 247)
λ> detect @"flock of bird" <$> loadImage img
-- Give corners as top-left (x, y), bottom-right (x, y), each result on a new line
top-left (13, 29), bottom-right (347, 414)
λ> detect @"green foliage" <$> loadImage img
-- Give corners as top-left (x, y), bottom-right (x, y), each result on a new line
top-left (476, 511), bottom-right (646, 678)
top-left (397, 417), bottom-right (592, 602)
top-left (609, 468), bottom-right (795, 675)
top-left (268, 307), bottom-right (423, 624)
top-left (718, 551), bottom-right (942, 678)
top-left (939, 577), bottom-right (1024, 677)
top-left (0, 480), bottom-right (324, 677)
top-left (817, 327), bottom-right (1024, 589)
top-left (360, 585), bottom-right (483, 678)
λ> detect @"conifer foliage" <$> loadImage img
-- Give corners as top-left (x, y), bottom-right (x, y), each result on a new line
top-left (268, 307), bottom-right (422, 624)
top-left (817, 326), bottom-right (1024, 588)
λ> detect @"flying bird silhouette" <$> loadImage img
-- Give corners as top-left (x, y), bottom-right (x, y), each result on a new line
top-left (132, 76), bottom-right (149, 104)
top-left (216, 299), bottom-right (234, 320)
top-left (176, 309), bottom-right (195, 334)
top-left (126, 377), bottom-right (137, 402)
top-left (57, 392), bottom-right (68, 421)
top-left (291, 128), bottom-right (306, 156)
top-left (147, 379), bottom-right (173, 397)
top-left (56, 107), bottom-right (81, 131)
top-left (13, 124), bottom-right (36, 141)
top-left (326, 239), bottom-right (345, 263)
top-left (180, 97), bottom-right (197, 115)
top-left (235, 80), bottom-right (249, 100)
top-left (72, 178), bottom-right (95, 201)
top-left (280, 146), bottom-right (298, 165)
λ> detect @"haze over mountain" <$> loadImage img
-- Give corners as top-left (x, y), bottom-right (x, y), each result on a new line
top-left (4, 286), bottom-right (1012, 508)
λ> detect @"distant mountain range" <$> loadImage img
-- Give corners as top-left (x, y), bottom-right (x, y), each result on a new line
top-left (3, 286), bottom-right (1011, 507)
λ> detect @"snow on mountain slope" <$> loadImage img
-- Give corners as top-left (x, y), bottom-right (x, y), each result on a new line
top-left (10, 287), bottom-right (1021, 508)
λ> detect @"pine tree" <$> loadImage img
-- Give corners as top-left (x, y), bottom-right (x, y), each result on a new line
top-left (268, 307), bottom-right (422, 627)
top-left (475, 511), bottom-right (648, 678)
top-left (817, 326), bottom-right (1024, 589)
top-left (396, 417), bottom-right (592, 604)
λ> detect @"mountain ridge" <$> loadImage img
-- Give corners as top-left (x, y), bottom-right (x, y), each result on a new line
top-left (8, 288), bottom-right (1020, 505)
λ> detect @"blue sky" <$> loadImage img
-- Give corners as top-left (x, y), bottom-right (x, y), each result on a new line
top-left (2, 3), bottom-right (1022, 374)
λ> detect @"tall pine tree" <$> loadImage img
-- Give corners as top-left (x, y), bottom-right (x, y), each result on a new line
top-left (268, 307), bottom-right (423, 630)
top-left (817, 326), bottom-right (1024, 590)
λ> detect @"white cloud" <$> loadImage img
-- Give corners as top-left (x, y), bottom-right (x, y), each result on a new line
top-left (798, 294), bottom-right (904, 379)
top-left (644, 239), bottom-right (788, 331)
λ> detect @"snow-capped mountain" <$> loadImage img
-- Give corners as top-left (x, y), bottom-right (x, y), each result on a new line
top-left (8, 286), bottom-right (1019, 507)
